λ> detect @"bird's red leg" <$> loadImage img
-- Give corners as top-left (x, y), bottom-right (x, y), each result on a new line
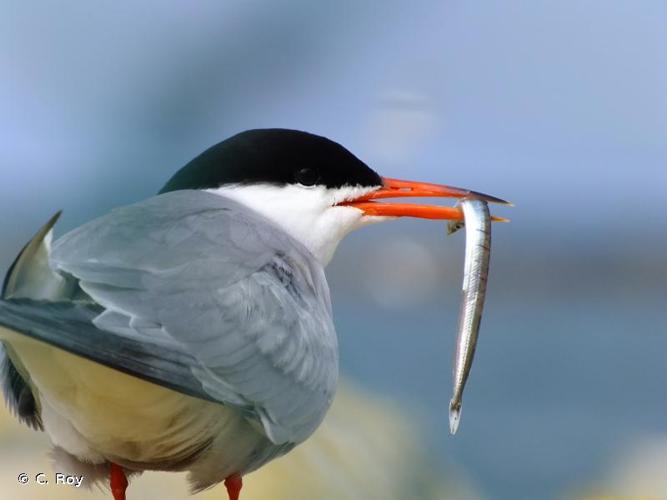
top-left (224, 474), bottom-right (243, 500)
top-left (110, 463), bottom-right (128, 500)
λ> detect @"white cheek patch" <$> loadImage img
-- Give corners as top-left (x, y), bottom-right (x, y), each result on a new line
top-left (206, 184), bottom-right (381, 266)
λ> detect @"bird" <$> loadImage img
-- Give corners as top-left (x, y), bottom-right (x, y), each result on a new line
top-left (0, 128), bottom-right (506, 500)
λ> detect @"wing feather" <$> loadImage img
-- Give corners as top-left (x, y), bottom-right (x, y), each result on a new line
top-left (49, 190), bottom-right (337, 444)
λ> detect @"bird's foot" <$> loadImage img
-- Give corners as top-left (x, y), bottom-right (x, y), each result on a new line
top-left (110, 463), bottom-right (128, 500)
top-left (224, 473), bottom-right (243, 500)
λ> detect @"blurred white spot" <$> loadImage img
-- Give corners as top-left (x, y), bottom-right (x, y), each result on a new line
top-left (365, 90), bottom-right (437, 166)
top-left (575, 434), bottom-right (667, 498)
top-left (363, 238), bottom-right (440, 309)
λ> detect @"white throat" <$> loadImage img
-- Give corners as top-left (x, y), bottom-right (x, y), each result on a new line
top-left (207, 184), bottom-right (380, 266)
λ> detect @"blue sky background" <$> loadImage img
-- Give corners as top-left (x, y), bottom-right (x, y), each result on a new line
top-left (1, 1), bottom-right (665, 237)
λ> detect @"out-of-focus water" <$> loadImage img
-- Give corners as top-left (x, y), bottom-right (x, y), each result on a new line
top-left (331, 258), bottom-right (666, 500)
top-left (325, 217), bottom-right (667, 499)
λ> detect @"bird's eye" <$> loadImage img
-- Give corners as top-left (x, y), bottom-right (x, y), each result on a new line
top-left (295, 168), bottom-right (320, 187)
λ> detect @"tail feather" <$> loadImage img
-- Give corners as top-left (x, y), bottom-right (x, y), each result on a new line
top-left (0, 344), bottom-right (42, 430)
top-left (2, 211), bottom-right (70, 301)
top-left (1, 211), bottom-right (67, 430)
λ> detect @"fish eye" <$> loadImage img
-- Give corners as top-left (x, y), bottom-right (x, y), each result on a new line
top-left (295, 168), bottom-right (320, 187)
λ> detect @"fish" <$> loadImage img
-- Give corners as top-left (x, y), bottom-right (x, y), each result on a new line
top-left (448, 198), bottom-right (492, 435)
top-left (446, 220), bottom-right (465, 235)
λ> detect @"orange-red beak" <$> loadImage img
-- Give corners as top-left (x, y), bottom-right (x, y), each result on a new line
top-left (339, 177), bottom-right (510, 221)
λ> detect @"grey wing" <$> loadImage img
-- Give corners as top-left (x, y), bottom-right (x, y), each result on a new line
top-left (0, 209), bottom-right (211, 430)
top-left (50, 190), bottom-right (338, 445)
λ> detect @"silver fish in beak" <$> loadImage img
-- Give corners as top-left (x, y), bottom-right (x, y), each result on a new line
top-left (343, 177), bottom-right (508, 434)
top-left (448, 199), bottom-right (492, 435)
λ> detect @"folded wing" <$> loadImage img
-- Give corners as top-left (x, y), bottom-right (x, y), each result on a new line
top-left (3, 190), bottom-right (338, 445)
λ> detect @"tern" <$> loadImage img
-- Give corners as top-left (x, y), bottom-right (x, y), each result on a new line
top-left (0, 129), bottom-right (505, 500)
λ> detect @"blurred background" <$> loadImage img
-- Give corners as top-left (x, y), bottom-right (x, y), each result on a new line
top-left (1, 1), bottom-right (666, 499)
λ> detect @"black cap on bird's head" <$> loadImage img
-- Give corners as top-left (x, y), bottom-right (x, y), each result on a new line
top-left (159, 129), bottom-right (382, 194)
top-left (162, 128), bottom-right (508, 212)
